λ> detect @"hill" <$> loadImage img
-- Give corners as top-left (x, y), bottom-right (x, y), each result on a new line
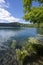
top-left (0, 22), bottom-right (43, 28)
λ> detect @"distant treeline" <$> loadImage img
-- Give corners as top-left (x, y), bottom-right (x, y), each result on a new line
top-left (0, 22), bottom-right (43, 27)
top-left (0, 22), bottom-right (21, 27)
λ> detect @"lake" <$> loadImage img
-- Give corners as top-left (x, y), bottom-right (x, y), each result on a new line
top-left (0, 27), bottom-right (43, 51)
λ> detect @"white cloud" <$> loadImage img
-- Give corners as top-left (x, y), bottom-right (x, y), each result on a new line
top-left (0, 0), bottom-right (5, 3)
top-left (19, 19), bottom-right (30, 24)
top-left (0, 0), bottom-right (20, 23)
top-left (0, 8), bottom-right (20, 23)
top-left (0, 0), bottom-right (9, 8)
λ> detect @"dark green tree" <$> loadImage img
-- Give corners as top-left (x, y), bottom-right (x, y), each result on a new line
top-left (23, 0), bottom-right (43, 27)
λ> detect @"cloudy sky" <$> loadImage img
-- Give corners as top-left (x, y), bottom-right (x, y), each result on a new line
top-left (0, 0), bottom-right (39, 23)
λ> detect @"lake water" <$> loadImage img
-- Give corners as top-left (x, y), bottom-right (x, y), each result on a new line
top-left (0, 27), bottom-right (43, 50)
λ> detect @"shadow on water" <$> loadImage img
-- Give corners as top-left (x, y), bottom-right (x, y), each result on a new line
top-left (37, 28), bottom-right (43, 35)
top-left (36, 28), bottom-right (43, 42)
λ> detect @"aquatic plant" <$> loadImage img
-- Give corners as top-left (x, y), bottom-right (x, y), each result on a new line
top-left (15, 37), bottom-right (43, 65)
top-left (11, 40), bottom-right (16, 49)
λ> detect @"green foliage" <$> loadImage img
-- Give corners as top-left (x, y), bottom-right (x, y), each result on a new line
top-left (28, 37), bottom-right (39, 44)
top-left (23, 0), bottom-right (32, 13)
top-left (16, 49), bottom-right (21, 61)
top-left (23, 37), bottom-right (39, 54)
top-left (16, 49), bottom-right (28, 65)
top-left (15, 38), bottom-right (38, 63)
top-left (16, 49), bottom-right (28, 60)
top-left (23, 0), bottom-right (43, 13)
top-left (15, 37), bottom-right (43, 65)
top-left (24, 7), bottom-right (43, 23)
top-left (23, 0), bottom-right (43, 27)
top-left (11, 40), bottom-right (16, 49)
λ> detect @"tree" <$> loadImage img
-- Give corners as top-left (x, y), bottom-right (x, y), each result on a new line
top-left (23, 0), bottom-right (43, 27)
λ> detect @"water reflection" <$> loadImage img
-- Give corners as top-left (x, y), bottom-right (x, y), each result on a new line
top-left (0, 28), bottom-right (43, 50)
top-left (36, 28), bottom-right (43, 43)
top-left (37, 28), bottom-right (43, 35)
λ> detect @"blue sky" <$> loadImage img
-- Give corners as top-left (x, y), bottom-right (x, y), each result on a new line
top-left (6, 0), bottom-right (23, 18)
top-left (0, 0), bottom-right (39, 23)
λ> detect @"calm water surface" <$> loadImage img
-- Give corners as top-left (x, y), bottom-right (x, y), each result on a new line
top-left (0, 27), bottom-right (43, 50)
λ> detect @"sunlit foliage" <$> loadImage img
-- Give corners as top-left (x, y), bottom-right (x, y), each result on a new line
top-left (23, 0), bottom-right (43, 27)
